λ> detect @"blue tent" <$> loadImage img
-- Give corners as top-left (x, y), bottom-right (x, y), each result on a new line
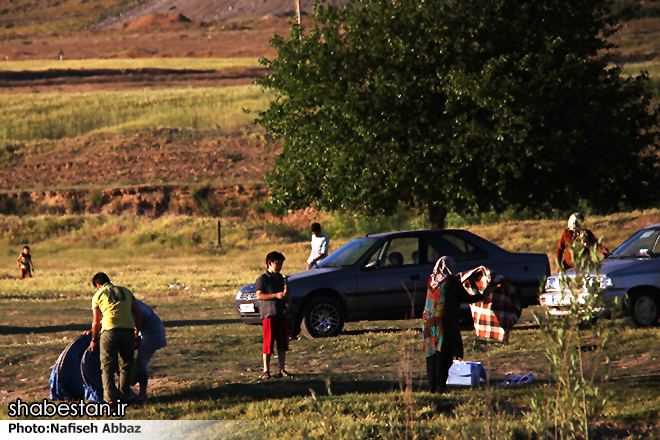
top-left (49, 334), bottom-right (104, 402)
top-left (81, 343), bottom-right (104, 402)
top-left (50, 334), bottom-right (138, 402)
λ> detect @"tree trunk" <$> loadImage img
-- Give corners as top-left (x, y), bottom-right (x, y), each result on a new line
top-left (295, 0), bottom-right (302, 28)
top-left (428, 204), bottom-right (447, 230)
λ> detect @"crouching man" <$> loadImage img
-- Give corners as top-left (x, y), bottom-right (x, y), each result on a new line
top-left (89, 272), bottom-right (142, 404)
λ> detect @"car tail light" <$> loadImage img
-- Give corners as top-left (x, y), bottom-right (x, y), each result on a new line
top-left (546, 263), bottom-right (551, 276)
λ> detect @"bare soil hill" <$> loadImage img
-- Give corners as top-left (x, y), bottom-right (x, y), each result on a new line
top-left (0, 128), bottom-right (280, 216)
top-left (97, 0), bottom-right (351, 28)
top-left (123, 12), bottom-right (192, 30)
top-left (0, 21), bottom-right (288, 61)
top-left (1, 128), bottom-right (278, 190)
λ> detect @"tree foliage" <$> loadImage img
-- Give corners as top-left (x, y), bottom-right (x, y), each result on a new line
top-left (256, 0), bottom-right (660, 228)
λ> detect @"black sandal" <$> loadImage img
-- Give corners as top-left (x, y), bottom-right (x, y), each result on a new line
top-left (259, 371), bottom-right (271, 379)
top-left (277, 370), bottom-right (294, 378)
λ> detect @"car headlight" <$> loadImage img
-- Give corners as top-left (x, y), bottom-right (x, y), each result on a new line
top-left (545, 277), bottom-right (559, 292)
top-left (582, 275), bottom-right (614, 290)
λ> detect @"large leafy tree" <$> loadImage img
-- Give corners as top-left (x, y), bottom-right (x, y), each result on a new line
top-left (256, 0), bottom-right (659, 228)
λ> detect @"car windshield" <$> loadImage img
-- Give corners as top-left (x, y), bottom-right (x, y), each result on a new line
top-left (318, 237), bottom-right (380, 267)
top-left (612, 228), bottom-right (660, 258)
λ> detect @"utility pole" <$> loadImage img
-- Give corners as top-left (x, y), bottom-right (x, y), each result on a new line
top-left (295, 0), bottom-right (302, 30)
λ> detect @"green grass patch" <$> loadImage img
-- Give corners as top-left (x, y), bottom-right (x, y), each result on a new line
top-left (0, 58), bottom-right (262, 72)
top-left (1, 212), bottom-right (660, 437)
top-left (1, 298), bottom-right (659, 438)
top-left (0, 0), bottom-right (137, 38)
top-left (2, 208), bottom-right (660, 299)
top-left (0, 85), bottom-right (273, 141)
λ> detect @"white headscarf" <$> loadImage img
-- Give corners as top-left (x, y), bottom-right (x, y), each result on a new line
top-left (567, 212), bottom-right (585, 231)
top-left (430, 256), bottom-right (456, 289)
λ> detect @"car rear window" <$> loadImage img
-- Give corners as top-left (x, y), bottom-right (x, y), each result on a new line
top-left (426, 233), bottom-right (488, 262)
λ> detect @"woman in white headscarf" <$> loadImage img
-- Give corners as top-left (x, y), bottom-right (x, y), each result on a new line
top-left (422, 256), bottom-right (496, 393)
top-left (556, 213), bottom-right (610, 271)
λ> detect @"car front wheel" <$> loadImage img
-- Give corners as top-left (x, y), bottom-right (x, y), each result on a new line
top-left (629, 290), bottom-right (660, 327)
top-left (300, 297), bottom-right (344, 339)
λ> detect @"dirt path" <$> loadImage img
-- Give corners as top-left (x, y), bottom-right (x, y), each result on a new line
top-left (0, 67), bottom-right (267, 94)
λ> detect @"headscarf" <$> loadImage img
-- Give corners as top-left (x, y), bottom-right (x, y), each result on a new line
top-left (567, 212), bottom-right (585, 231)
top-left (429, 256), bottom-right (456, 289)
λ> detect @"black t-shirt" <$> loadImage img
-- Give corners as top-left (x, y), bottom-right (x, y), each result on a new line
top-left (255, 271), bottom-right (286, 319)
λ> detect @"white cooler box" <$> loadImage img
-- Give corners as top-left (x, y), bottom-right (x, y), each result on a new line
top-left (447, 361), bottom-right (487, 386)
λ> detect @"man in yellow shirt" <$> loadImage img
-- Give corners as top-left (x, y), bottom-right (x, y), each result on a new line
top-left (89, 272), bottom-right (142, 404)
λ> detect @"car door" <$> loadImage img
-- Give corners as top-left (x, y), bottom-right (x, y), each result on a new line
top-left (356, 236), bottom-right (426, 319)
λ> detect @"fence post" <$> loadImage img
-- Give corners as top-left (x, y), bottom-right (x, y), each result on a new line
top-left (217, 220), bottom-right (221, 247)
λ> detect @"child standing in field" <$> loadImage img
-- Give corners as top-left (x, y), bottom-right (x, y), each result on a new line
top-left (307, 223), bottom-right (329, 269)
top-left (17, 246), bottom-right (34, 279)
top-left (255, 251), bottom-right (293, 379)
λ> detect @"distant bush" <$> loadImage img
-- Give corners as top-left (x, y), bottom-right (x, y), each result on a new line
top-left (224, 153), bottom-right (244, 163)
top-left (89, 190), bottom-right (103, 208)
top-left (0, 215), bottom-right (86, 244)
top-left (325, 209), bottom-right (423, 238)
top-left (250, 201), bottom-right (267, 215)
top-left (610, 0), bottom-right (660, 22)
top-left (67, 198), bottom-right (80, 213)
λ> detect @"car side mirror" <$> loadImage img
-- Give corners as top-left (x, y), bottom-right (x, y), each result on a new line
top-left (364, 260), bottom-right (380, 270)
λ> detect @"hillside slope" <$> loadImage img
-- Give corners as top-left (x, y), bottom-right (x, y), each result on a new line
top-left (97, 0), bottom-right (351, 28)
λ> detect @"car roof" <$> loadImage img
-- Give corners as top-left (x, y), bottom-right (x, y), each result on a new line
top-left (363, 229), bottom-right (471, 238)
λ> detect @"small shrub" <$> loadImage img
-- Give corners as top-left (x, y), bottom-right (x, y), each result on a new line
top-left (67, 198), bottom-right (80, 213)
top-left (250, 201), bottom-right (267, 215)
top-left (89, 190), bottom-right (103, 208)
top-left (191, 185), bottom-right (211, 204)
top-left (531, 242), bottom-right (612, 439)
top-left (0, 196), bottom-right (16, 215)
top-left (224, 153), bottom-right (244, 162)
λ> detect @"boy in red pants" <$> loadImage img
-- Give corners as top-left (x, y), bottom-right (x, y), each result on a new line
top-left (255, 251), bottom-right (293, 379)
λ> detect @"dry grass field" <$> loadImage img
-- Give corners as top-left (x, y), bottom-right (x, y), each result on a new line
top-left (1, 1), bottom-right (660, 438)
top-left (0, 210), bottom-right (659, 438)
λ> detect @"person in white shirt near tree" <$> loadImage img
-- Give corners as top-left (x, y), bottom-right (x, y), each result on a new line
top-left (307, 223), bottom-right (329, 269)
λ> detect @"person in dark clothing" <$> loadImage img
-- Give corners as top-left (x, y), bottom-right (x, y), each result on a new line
top-left (556, 213), bottom-right (610, 271)
top-left (255, 251), bottom-right (292, 379)
top-left (18, 246), bottom-right (34, 279)
top-left (422, 256), bottom-right (496, 393)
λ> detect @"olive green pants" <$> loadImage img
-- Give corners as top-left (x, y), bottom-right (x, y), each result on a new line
top-left (100, 328), bottom-right (135, 402)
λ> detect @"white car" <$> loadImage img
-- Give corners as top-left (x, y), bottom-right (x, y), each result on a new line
top-left (541, 224), bottom-right (660, 327)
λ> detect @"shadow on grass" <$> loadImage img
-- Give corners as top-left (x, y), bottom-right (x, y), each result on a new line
top-left (146, 376), bottom-right (426, 407)
top-left (0, 323), bottom-right (90, 335)
top-left (607, 373), bottom-right (660, 385)
top-left (513, 323), bottom-right (541, 331)
top-left (340, 320), bottom-right (538, 336)
top-left (162, 319), bottom-right (242, 328)
top-left (0, 319), bottom-right (242, 335)
top-left (342, 327), bottom-right (420, 336)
